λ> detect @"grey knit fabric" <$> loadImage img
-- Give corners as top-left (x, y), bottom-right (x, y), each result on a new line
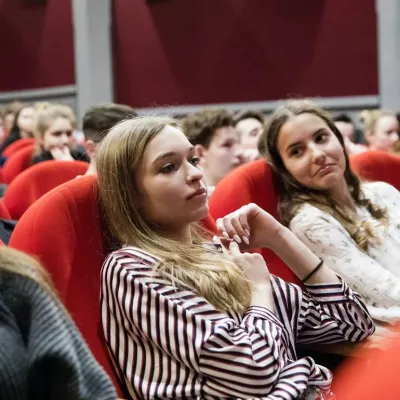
top-left (0, 271), bottom-right (117, 400)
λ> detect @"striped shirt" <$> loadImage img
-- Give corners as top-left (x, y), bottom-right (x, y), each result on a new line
top-left (101, 246), bottom-right (374, 400)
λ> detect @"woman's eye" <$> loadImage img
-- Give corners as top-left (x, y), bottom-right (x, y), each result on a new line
top-left (190, 156), bottom-right (200, 166)
top-left (160, 164), bottom-right (176, 174)
top-left (315, 133), bottom-right (328, 143)
top-left (290, 148), bottom-right (301, 157)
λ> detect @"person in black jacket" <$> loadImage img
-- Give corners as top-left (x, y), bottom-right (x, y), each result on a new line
top-left (0, 246), bottom-right (117, 399)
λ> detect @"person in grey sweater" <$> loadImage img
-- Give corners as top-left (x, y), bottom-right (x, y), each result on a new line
top-left (0, 246), bottom-right (117, 400)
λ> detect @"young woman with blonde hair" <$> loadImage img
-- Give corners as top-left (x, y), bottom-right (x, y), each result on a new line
top-left (97, 116), bottom-right (373, 400)
top-left (0, 246), bottom-right (116, 399)
top-left (32, 103), bottom-right (88, 164)
top-left (359, 109), bottom-right (399, 152)
top-left (264, 100), bottom-right (400, 324)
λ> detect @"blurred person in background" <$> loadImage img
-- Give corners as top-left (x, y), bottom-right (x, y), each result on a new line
top-left (32, 103), bottom-right (88, 164)
top-left (182, 109), bottom-right (246, 196)
top-left (333, 113), bottom-right (368, 156)
top-left (233, 109), bottom-right (265, 161)
top-left (82, 103), bottom-right (137, 176)
top-left (0, 104), bottom-right (35, 153)
top-left (360, 109), bottom-right (399, 152)
top-left (3, 101), bottom-right (24, 133)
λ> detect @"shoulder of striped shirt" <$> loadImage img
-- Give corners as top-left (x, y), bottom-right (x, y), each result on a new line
top-left (111, 245), bottom-right (160, 265)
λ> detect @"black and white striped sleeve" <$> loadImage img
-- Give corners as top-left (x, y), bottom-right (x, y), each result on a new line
top-left (286, 276), bottom-right (375, 344)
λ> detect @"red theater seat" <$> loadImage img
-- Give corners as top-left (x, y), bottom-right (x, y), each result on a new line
top-left (350, 150), bottom-right (400, 190)
top-left (10, 175), bottom-right (217, 395)
top-left (3, 144), bottom-right (35, 183)
top-left (0, 200), bottom-right (11, 220)
top-left (3, 160), bottom-right (88, 220)
top-left (209, 159), bottom-right (299, 284)
top-left (2, 138), bottom-right (35, 158)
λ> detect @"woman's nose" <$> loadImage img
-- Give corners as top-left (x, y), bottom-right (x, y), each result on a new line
top-left (186, 162), bottom-right (203, 182)
top-left (310, 145), bottom-right (326, 164)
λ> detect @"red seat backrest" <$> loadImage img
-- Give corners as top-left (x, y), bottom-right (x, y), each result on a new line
top-left (209, 159), bottom-right (299, 284)
top-left (9, 175), bottom-right (218, 395)
top-left (0, 200), bottom-right (11, 220)
top-left (350, 150), bottom-right (400, 190)
top-left (0, 168), bottom-right (5, 184)
top-left (3, 138), bottom-right (35, 158)
top-left (3, 144), bottom-right (35, 183)
top-left (3, 160), bottom-right (88, 220)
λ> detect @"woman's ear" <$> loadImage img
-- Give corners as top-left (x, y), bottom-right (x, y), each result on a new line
top-left (85, 139), bottom-right (97, 159)
top-left (194, 144), bottom-right (207, 167)
top-left (194, 144), bottom-right (206, 158)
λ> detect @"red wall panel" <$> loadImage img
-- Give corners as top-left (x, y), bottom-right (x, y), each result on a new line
top-left (113, 0), bottom-right (378, 107)
top-left (0, 0), bottom-right (74, 91)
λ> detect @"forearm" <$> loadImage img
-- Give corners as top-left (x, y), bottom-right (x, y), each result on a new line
top-left (268, 227), bottom-right (340, 284)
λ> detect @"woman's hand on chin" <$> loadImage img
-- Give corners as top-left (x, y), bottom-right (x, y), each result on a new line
top-left (216, 203), bottom-right (284, 250)
top-left (50, 145), bottom-right (74, 161)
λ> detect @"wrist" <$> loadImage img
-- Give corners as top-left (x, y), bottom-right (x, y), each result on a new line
top-left (265, 225), bottom-right (291, 250)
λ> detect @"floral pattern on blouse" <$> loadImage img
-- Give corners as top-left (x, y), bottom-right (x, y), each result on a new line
top-left (290, 181), bottom-right (400, 324)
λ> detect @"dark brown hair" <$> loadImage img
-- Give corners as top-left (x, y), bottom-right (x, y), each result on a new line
top-left (82, 103), bottom-right (137, 143)
top-left (233, 109), bottom-right (265, 126)
top-left (181, 109), bottom-right (233, 148)
top-left (263, 99), bottom-right (387, 251)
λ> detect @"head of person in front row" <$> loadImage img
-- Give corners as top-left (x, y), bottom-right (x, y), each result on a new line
top-left (82, 103), bottom-right (137, 175)
top-left (181, 109), bottom-right (245, 193)
top-left (264, 100), bottom-right (400, 324)
top-left (32, 103), bottom-right (87, 164)
top-left (0, 104), bottom-right (35, 154)
top-left (0, 246), bottom-right (116, 399)
top-left (96, 116), bottom-right (373, 399)
top-left (360, 109), bottom-right (399, 152)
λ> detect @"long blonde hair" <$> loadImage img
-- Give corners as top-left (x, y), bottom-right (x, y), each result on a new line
top-left (32, 102), bottom-right (76, 156)
top-left (264, 100), bottom-right (388, 252)
top-left (96, 116), bottom-right (251, 313)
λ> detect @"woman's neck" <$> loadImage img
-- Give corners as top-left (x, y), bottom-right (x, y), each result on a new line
top-left (160, 225), bottom-right (192, 244)
top-left (329, 179), bottom-right (356, 211)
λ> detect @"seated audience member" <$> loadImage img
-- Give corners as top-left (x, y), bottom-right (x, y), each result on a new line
top-left (233, 109), bottom-right (265, 160)
top-left (32, 103), bottom-right (88, 164)
top-left (0, 104), bottom-right (35, 153)
top-left (182, 109), bottom-right (245, 195)
top-left (97, 116), bottom-right (374, 400)
top-left (264, 100), bottom-right (400, 323)
top-left (333, 113), bottom-right (368, 155)
top-left (360, 109), bottom-right (399, 152)
top-left (2, 101), bottom-right (24, 133)
top-left (0, 246), bottom-right (116, 399)
top-left (82, 103), bottom-right (137, 176)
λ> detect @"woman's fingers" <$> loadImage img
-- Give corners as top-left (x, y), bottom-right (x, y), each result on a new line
top-left (229, 240), bottom-right (241, 256)
top-left (216, 217), bottom-right (235, 241)
top-left (217, 209), bottom-right (251, 245)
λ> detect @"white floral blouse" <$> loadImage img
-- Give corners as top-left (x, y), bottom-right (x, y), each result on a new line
top-left (290, 181), bottom-right (400, 324)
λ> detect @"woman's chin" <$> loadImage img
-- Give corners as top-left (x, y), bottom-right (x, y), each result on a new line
top-left (192, 204), bottom-right (210, 222)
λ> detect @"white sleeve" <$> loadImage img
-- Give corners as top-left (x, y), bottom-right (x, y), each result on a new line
top-left (290, 208), bottom-right (400, 323)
